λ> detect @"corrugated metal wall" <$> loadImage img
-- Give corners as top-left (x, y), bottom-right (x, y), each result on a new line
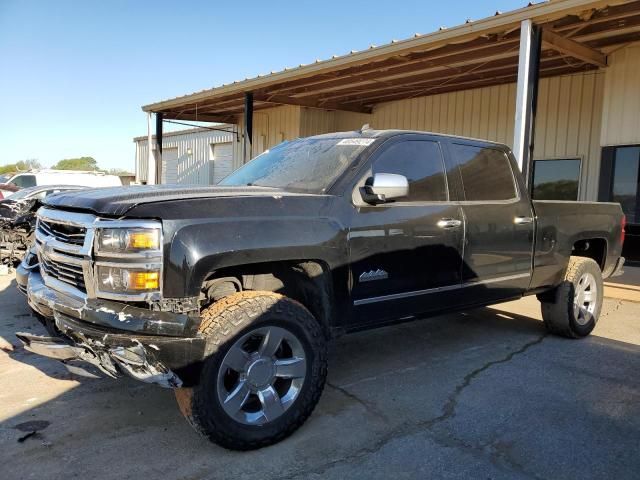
top-left (536, 72), bottom-right (604, 201)
top-left (234, 105), bottom-right (301, 167)
top-left (601, 41), bottom-right (640, 147)
top-left (300, 109), bottom-right (372, 136)
top-left (138, 55), bottom-right (640, 199)
top-left (330, 71), bottom-right (605, 200)
top-left (135, 128), bottom-right (234, 184)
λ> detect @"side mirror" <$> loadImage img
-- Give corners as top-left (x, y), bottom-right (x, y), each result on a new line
top-left (361, 173), bottom-right (409, 205)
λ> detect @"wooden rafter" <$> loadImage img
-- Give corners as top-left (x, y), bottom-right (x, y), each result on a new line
top-left (541, 28), bottom-right (608, 67)
top-left (163, 112), bottom-right (238, 123)
top-left (252, 93), bottom-right (373, 114)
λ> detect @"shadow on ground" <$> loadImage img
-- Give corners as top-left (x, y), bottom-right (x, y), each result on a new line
top-left (1, 275), bottom-right (639, 480)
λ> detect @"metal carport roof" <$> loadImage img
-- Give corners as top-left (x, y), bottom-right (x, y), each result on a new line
top-left (142, 0), bottom-right (640, 122)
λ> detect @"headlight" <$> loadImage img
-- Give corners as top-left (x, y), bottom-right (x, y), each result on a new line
top-left (97, 266), bottom-right (160, 294)
top-left (96, 228), bottom-right (160, 253)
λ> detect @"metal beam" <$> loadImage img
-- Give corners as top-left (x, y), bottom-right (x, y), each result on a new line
top-left (253, 93), bottom-right (373, 114)
top-left (513, 19), bottom-right (542, 189)
top-left (155, 112), bottom-right (163, 184)
top-left (163, 112), bottom-right (238, 124)
top-left (243, 92), bottom-right (254, 163)
top-left (146, 112), bottom-right (155, 185)
top-left (541, 28), bottom-right (607, 67)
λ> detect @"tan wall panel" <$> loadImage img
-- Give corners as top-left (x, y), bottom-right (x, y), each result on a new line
top-left (365, 83), bottom-right (517, 147)
top-left (601, 42), bottom-right (640, 146)
top-left (330, 72), bottom-right (603, 200)
top-left (235, 105), bottom-right (301, 168)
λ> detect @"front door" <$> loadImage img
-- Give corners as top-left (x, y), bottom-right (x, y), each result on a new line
top-left (447, 141), bottom-right (534, 303)
top-left (349, 136), bottom-right (464, 326)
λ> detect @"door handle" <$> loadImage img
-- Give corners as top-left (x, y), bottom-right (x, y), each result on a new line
top-left (514, 216), bottom-right (534, 225)
top-left (437, 218), bottom-right (462, 229)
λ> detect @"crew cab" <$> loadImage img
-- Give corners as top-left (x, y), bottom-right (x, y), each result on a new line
top-left (15, 129), bottom-right (625, 450)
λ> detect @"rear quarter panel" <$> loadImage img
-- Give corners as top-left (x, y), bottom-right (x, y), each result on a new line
top-left (530, 200), bottom-right (624, 289)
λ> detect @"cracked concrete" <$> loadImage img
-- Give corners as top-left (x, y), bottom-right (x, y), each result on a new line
top-left (1, 273), bottom-right (639, 480)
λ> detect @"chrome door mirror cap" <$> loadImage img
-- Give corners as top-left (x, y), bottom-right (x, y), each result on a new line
top-left (361, 173), bottom-right (409, 204)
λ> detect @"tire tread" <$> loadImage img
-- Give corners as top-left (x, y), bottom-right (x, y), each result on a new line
top-left (175, 291), bottom-right (328, 450)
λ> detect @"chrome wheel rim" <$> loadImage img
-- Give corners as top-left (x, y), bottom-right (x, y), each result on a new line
top-left (216, 326), bottom-right (307, 425)
top-left (574, 272), bottom-right (597, 326)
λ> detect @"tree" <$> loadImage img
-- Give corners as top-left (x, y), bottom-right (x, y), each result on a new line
top-left (0, 159), bottom-right (42, 175)
top-left (106, 168), bottom-right (134, 176)
top-left (16, 159), bottom-right (42, 170)
top-left (53, 157), bottom-right (98, 171)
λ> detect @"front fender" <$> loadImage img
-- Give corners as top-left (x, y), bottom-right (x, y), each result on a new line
top-left (164, 217), bottom-right (347, 297)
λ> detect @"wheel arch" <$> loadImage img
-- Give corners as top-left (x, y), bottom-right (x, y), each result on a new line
top-left (201, 259), bottom-right (336, 337)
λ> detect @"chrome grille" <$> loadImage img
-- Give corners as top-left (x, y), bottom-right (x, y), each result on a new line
top-left (35, 207), bottom-right (163, 302)
top-left (38, 219), bottom-right (86, 246)
top-left (40, 251), bottom-right (86, 292)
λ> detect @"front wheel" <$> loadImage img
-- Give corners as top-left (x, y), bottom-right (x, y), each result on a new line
top-left (539, 256), bottom-right (603, 338)
top-left (175, 291), bottom-right (328, 450)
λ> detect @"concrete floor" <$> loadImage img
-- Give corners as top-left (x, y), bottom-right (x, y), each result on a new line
top-left (604, 266), bottom-right (640, 302)
top-left (1, 274), bottom-right (639, 480)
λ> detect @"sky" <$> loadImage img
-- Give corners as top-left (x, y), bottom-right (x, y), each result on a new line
top-left (0, 0), bottom-right (531, 171)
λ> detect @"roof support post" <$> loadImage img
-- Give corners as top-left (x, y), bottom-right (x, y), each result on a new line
top-left (146, 112), bottom-right (156, 185)
top-left (243, 92), bottom-right (254, 164)
top-left (513, 19), bottom-right (542, 190)
top-left (155, 112), bottom-right (164, 184)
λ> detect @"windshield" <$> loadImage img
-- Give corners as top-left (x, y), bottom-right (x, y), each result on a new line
top-left (220, 137), bottom-right (375, 193)
top-left (0, 174), bottom-right (13, 184)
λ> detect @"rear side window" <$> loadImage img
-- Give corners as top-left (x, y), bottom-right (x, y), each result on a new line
top-left (452, 144), bottom-right (517, 201)
top-left (11, 174), bottom-right (36, 188)
top-left (373, 140), bottom-right (447, 202)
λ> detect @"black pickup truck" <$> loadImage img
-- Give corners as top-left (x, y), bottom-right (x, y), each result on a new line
top-left (16, 129), bottom-right (625, 450)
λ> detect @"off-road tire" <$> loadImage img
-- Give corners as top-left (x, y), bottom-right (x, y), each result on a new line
top-left (539, 256), bottom-right (603, 338)
top-left (175, 291), bottom-right (328, 450)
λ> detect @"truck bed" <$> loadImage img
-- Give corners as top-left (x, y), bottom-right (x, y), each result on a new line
top-left (530, 200), bottom-right (624, 290)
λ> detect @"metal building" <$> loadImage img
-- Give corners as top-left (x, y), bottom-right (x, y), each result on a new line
top-left (134, 126), bottom-right (235, 185)
top-left (140, 0), bottom-right (640, 259)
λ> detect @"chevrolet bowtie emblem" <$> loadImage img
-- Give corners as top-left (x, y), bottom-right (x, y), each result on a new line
top-left (359, 269), bottom-right (389, 283)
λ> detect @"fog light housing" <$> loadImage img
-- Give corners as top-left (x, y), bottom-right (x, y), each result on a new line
top-left (97, 266), bottom-right (160, 294)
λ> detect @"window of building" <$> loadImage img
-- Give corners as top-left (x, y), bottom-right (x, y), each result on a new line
top-left (372, 140), bottom-right (447, 202)
top-left (532, 158), bottom-right (581, 201)
top-left (611, 146), bottom-right (640, 224)
top-left (451, 144), bottom-right (516, 201)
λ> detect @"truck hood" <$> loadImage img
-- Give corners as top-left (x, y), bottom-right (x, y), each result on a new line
top-left (43, 185), bottom-right (311, 216)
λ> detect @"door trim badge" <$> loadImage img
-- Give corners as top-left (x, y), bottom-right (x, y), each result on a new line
top-left (359, 269), bottom-right (389, 283)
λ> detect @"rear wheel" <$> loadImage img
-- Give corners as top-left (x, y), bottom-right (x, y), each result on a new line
top-left (539, 256), bottom-right (603, 338)
top-left (175, 291), bottom-right (327, 450)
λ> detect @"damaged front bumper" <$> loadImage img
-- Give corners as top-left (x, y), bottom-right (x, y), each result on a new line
top-left (17, 271), bottom-right (208, 388)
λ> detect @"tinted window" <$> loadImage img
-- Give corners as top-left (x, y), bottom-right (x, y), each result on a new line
top-left (532, 159), bottom-right (581, 200)
top-left (11, 174), bottom-right (36, 188)
top-left (611, 146), bottom-right (640, 224)
top-left (373, 140), bottom-right (447, 201)
top-left (452, 144), bottom-right (516, 201)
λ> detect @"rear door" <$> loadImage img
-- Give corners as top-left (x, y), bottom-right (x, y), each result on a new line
top-left (349, 135), bottom-right (464, 325)
top-left (162, 147), bottom-right (179, 184)
top-left (447, 141), bottom-right (534, 303)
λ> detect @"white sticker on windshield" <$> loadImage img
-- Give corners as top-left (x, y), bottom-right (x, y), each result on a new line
top-left (337, 138), bottom-right (375, 146)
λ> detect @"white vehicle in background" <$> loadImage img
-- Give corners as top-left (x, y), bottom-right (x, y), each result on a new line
top-left (0, 170), bottom-right (122, 197)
